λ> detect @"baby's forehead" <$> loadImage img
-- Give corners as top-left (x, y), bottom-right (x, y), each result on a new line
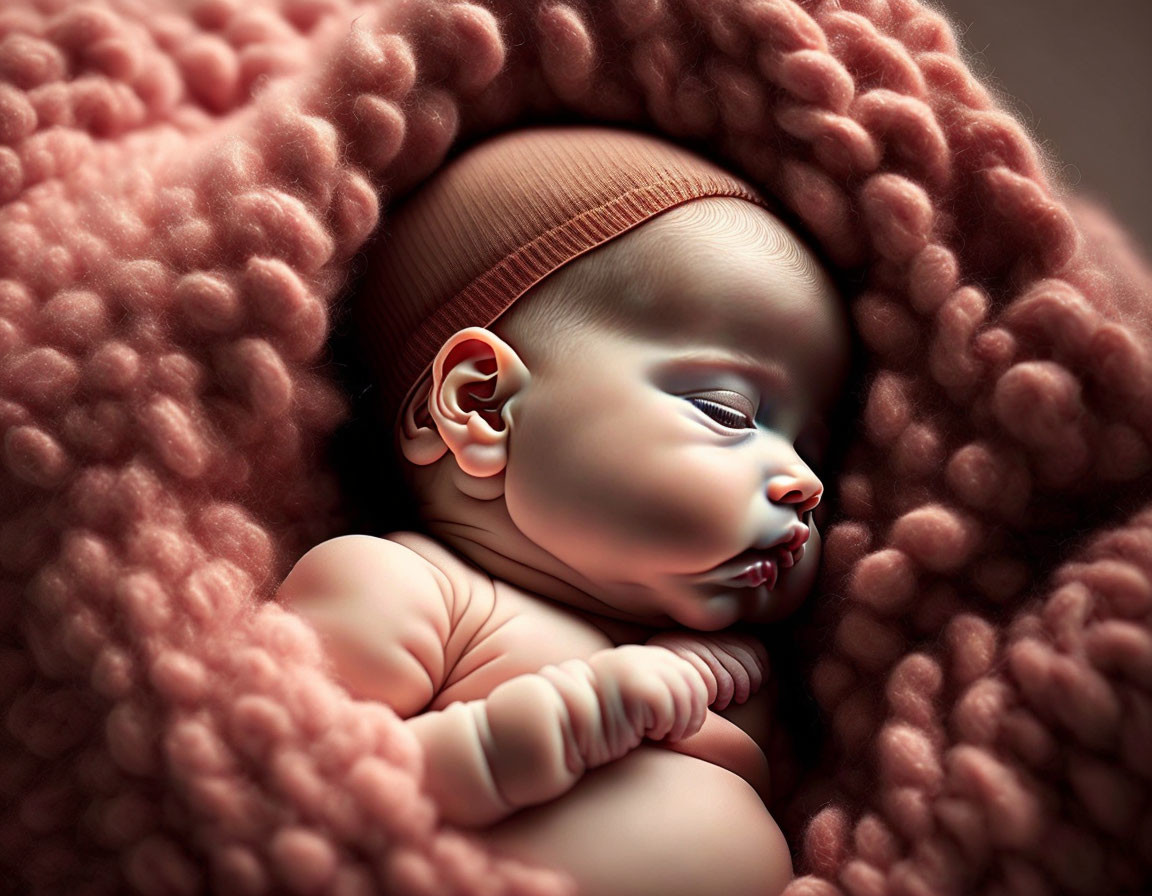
top-left (540, 198), bottom-right (850, 399)
top-left (581, 199), bottom-right (839, 327)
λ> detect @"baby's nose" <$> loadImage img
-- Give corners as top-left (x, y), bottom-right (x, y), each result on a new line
top-left (767, 462), bottom-right (822, 514)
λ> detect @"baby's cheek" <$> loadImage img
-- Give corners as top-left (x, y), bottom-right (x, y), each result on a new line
top-left (667, 448), bottom-right (761, 518)
top-left (614, 449), bottom-right (765, 567)
top-left (624, 443), bottom-right (747, 517)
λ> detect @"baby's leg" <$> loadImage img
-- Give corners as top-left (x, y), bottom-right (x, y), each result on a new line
top-left (475, 744), bottom-right (792, 896)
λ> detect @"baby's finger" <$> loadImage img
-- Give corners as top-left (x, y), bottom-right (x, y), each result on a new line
top-left (641, 682), bottom-right (674, 741)
top-left (645, 634), bottom-right (722, 705)
top-left (667, 644), bottom-right (720, 706)
top-left (706, 634), bottom-right (768, 703)
top-left (628, 660), bottom-right (677, 741)
top-left (718, 633), bottom-right (770, 674)
top-left (646, 632), bottom-right (768, 710)
top-left (647, 633), bottom-right (734, 705)
top-left (664, 657), bottom-right (709, 741)
top-left (632, 648), bottom-right (694, 742)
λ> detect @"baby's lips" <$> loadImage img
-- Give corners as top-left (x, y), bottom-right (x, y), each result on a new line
top-left (788, 524), bottom-right (810, 551)
top-left (777, 542), bottom-right (804, 569)
top-left (696, 551), bottom-right (776, 586)
top-left (696, 525), bottom-right (809, 585)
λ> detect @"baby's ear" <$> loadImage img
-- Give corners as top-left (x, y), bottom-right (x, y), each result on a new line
top-left (400, 327), bottom-right (530, 477)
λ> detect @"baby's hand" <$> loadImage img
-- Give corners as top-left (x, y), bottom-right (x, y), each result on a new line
top-left (537, 644), bottom-right (711, 769)
top-left (591, 644), bottom-right (713, 743)
top-left (643, 631), bottom-right (769, 711)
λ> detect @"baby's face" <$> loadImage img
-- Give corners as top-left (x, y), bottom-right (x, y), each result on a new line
top-left (495, 199), bottom-right (850, 630)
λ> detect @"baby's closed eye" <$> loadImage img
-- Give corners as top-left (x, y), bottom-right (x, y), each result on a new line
top-left (685, 389), bottom-right (757, 430)
top-left (689, 396), bottom-right (754, 429)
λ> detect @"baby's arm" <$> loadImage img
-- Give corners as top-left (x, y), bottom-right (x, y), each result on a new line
top-left (276, 536), bottom-right (766, 828)
top-left (409, 643), bottom-right (717, 826)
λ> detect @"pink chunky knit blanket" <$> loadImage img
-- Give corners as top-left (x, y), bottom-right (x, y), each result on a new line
top-left (2, 0), bottom-right (1151, 893)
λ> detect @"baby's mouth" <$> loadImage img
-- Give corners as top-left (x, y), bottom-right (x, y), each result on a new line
top-left (696, 543), bottom-right (803, 588)
top-left (730, 555), bottom-right (777, 589)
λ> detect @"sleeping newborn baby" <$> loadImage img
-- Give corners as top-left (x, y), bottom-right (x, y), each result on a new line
top-left (275, 127), bottom-right (851, 896)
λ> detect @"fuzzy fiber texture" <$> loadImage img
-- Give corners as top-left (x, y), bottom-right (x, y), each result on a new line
top-left (2, 0), bottom-right (1152, 894)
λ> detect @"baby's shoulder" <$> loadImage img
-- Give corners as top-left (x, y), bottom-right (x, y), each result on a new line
top-left (376, 530), bottom-right (494, 612)
top-left (280, 532), bottom-right (451, 602)
top-left (275, 532), bottom-right (472, 713)
top-left (377, 529), bottom-right (476, 579)
top-left (375, 530), bottom-right (515, 665)
top-left (284, 529), bottom-right (479, 591)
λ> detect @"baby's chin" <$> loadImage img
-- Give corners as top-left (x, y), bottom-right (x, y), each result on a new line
top-left (663, 557), bottom-right (819, 630)
top-left (674, 585), bottom-right (811, 631)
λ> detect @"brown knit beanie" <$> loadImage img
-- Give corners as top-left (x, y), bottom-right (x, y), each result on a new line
top-left (351, 125), bottom-right (776, 431)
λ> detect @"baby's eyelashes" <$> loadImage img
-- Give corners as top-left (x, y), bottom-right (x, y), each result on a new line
top-left (688, 396), bottom-right (754, 429)
top-left (684, 388), bottom-right (758, 429)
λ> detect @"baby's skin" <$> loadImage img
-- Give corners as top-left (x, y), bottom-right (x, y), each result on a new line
top-left (276, 198), bottom-right (851, 896)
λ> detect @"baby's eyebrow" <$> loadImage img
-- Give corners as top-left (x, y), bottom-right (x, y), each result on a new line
top-left (665, 349), bottom-right (793, 396)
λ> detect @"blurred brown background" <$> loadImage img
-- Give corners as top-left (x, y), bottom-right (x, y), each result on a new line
top-left (936, 0), bottom-right (1152, 253)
